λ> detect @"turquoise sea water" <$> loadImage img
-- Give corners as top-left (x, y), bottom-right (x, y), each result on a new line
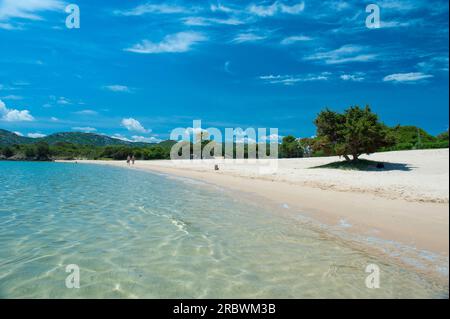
top-left (0, 161), bottom-right (447, 298)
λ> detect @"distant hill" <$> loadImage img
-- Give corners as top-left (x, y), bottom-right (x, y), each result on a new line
top-left (41, 132), bottom-right (136, 146)
top-left (0, 129), bottom-right (34, 146)
top-left (0, 129), bottom-right (168, 147)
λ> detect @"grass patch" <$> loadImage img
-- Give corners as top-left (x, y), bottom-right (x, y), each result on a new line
top-left (311, 159), bottom-right (386, 171)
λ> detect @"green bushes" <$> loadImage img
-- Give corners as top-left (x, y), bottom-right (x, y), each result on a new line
top-left (420, 141), bottom-right (449, 149)
top-left (279, 136), bottom-right (303, 158)
top-left (24, 146), bottom-right (36, 158)
top-left (2, 146), bottom-right (14, 158)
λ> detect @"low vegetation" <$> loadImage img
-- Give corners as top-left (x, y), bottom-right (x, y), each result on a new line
top-left (0, 105), bottom-right (448, 162)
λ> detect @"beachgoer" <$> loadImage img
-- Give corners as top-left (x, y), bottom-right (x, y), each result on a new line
top-left (131, 155), bottom-right (135, 165)
top-left (127, 155), bottom-right (131, 166)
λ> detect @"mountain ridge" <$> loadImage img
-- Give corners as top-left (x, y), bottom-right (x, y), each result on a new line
top-left (0, 129), bottom-right (167, 147)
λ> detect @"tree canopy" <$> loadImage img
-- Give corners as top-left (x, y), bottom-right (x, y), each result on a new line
top-left (314, 105), bottom-right (394, 161)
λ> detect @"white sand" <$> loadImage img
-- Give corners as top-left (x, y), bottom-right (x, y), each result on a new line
top-left (62, 149), bottom-right (449, 261)
top-left (129, 149), bottom-right (449, 204)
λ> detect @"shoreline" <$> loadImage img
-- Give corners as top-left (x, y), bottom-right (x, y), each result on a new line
top-left (57, 149), bottom-right (449, 282)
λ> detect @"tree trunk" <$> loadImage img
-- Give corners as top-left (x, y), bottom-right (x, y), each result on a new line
top-left (352, 154), bottom-right (359, 161)
top-left (343, 154), bottom-right (351, 161)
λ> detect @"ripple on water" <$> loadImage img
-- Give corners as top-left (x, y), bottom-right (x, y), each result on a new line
top-left (0, 161), bottom-right (448, 299)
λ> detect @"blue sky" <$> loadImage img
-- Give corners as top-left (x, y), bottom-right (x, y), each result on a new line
top-left (0, 0), bottom-right (448, 142)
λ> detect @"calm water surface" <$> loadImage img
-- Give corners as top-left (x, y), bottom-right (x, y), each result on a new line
top-left (0, 162), bottom-right (447, 298)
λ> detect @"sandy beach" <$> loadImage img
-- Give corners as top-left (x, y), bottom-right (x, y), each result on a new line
top-left (63, 149), bottom-right (449, 277)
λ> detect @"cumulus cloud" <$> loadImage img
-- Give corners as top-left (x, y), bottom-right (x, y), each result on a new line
top-left (383, 72), bottom-right (434, 82)
top-left (112, 134), bottom-right (132, 142)
top-left (121, 118), bottom-right (150, 133)
top-left (28, 133), bottom-right (46, 138)
top-left (125, 32), bottom-right (207, 54)
top-left (0, 99), bottom-right (34, 122)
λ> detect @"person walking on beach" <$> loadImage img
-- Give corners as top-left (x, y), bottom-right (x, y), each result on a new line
top-left (131, 155), bottom-right (135, 165)
top-left (127, 155), bottom-right (131, 166)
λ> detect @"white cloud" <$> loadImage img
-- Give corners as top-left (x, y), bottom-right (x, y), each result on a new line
top-left (383, 72), bottom-right (434, 82)
top-left (28, 133), bottom-right (46, 138)
top-left (103, 85), bottom-right (132, 93)
top-left (0, 0), bottom-right (64, 21)
top-left (0, 22), bottom-right (22, 30)
top-left (248, 1), bottom-right (305, 17)
top-left (340, 73), bottom-right (365, 81)
top-left (378, 0), bottom-right (419, 11)
top-left (121, 118), bottom-right (150, 133)
top-left (279, 2), bottom-right (306, 14)
top-left (74, 109), bottom-right (98, 115)
top-left (183, 16), bottom-right (245, 26)
top-left (112, 134), bottom-right (132, 142)
top-left (72, 127), bottom-right (97, 133)
top-left (210, 3), bottom-right (239, 13)
top-left (305, 45), bottom-right (377, 64)
top-left (111, 133), bottom-right (161, 143)
top-left (224, 61), bottom-right (232, 74)
top-left (232, 32), bottom-right (267, 43)
top-left (131, 135), bottom-right (162, 143)
top-left (57, 96), bottom-right (71, 105)
top-left (1, 94), bottom-right (23, 100)
top-left (260, 133), bottom-right (282, 142)
top-left (260, 73), bottom-right (330, 85)
top-left (115, 3), bottom-right (195, 16)
top-left (13, 131), bottom-right (23, 136)
top-left (281, 35), bottom-right (312, 45)
top-left (185, 127), bottom-right (209, 136)
top-left (50, 116), bottom-right (59, 121)
top-left (0, 99), bottom-right (34, 122)
top-left (125, 32), bottom-right (207, 54)
top-left (417, 56), bottom-right (449, 73)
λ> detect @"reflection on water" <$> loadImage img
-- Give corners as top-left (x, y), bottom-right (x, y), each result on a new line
top-left (0, 162), bottom-right (447, 298)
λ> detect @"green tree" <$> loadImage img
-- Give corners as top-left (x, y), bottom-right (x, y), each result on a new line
top-left (280, 135), bottom-right (303, 158)
top-left (35, 142), bottom-right (50, 159)
top-left (437, 130), bottom-right (449, 142)
top-left (24, 146), bottom-right (36, 158)
top-left (2, 146), bottom-right (14, 158)
top-left (314, 105), bottom-right (394, 161)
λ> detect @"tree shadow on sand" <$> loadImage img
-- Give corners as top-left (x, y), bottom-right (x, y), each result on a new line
top-left (310, 159), bottom-right (413, 172)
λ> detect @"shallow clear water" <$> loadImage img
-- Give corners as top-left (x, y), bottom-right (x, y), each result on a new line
top-left (0, 162), bottom-right (447, 298)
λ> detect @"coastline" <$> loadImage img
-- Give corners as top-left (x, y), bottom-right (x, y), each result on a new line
top-left (57, 149), bottom-right (449, 282)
